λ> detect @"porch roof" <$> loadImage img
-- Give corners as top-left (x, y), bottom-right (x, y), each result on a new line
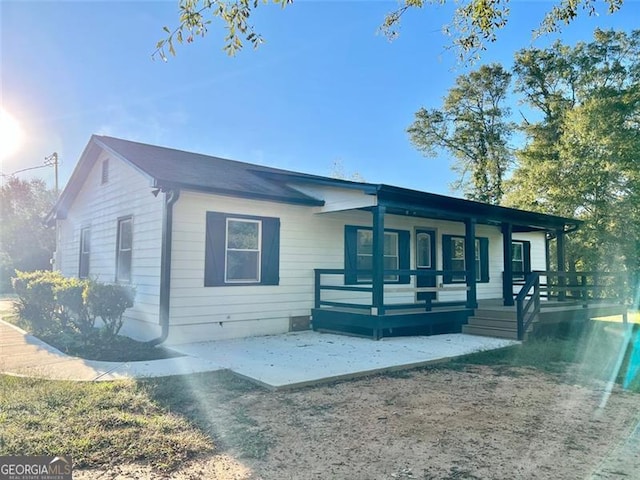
top-left (374, 185), bottom-right (581, 233)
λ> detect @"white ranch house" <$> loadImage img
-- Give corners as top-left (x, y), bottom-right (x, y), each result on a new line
top-left (47, 135), bottom-right (624, 344)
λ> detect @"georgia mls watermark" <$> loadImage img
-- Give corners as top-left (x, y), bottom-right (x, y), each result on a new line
top-left (0, 456), bottom-right (72, 480)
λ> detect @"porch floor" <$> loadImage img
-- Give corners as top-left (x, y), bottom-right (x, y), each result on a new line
top-left (172, 331), bottom-right (519, 390)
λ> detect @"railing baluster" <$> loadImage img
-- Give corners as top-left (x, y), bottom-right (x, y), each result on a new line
top-left (314, 269), bottom-right (321, 309)
top-left (516, 272), bottom-right (540, 341)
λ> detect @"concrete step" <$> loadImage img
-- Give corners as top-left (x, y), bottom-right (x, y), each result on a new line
top-left (473, 309), bottom-right (517, 321)
top-left (462, 324), bottom-right (519, 340)
top-left (467, 316), bottom-right (517, 330)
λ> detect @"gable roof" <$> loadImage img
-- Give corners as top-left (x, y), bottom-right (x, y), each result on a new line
top-left (47, 135), bottom-right (332, 223)
top-left (94, 135), bottom-right (331, 205)
top-left (48, 135), bottom-right (580, 233)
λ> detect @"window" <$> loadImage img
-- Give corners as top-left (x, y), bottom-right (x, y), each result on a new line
top-left (344, 226), bottom-right (410, 284)
top-left (226, 218), bottom-right (261, 283)
top-left (512, 240), bottom-right (531, 280)
top-left (451, 237), bottom-right (466, 282)
top-left (355, 230), bottom-right (399, 282)
top-left (101, 159), bottom-right (109, 184)
top-left (442, 235), bottom-right (489, 284)
top-left (416, 232), bottom-right (432, 268)
top-left (205, 212), bottom-right (280, 286)
top-left (79, 227), bottom-right (90, 278)
top-left (116, 217), bottom-right (132, 283)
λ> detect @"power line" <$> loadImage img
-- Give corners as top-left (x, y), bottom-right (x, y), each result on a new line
top-left (6, 164), bottom-right (51, 176)
top-left (1, 153), bottom-right (60, 194)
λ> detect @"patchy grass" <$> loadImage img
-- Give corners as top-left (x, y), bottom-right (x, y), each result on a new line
top-left (141, 371), bottom-right (272, 460)
top-left (0, 375), bottom-right (214, 472)
top-left (450, 320), bottom-right (640, 393)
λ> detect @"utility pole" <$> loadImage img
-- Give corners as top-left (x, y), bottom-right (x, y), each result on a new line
top-left (44, 152), bottom-right (59, 195)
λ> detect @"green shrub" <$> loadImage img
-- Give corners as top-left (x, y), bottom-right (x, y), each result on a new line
top-left (55, 277), bottom-right (96, 340)
top-left (12, 270), bottom-right (65, 335)
top-left (11, 270), bottom-right (135, 344)
top-left (86, 283), bottom-right (135, 340)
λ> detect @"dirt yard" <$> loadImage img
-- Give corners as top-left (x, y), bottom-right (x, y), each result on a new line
top-left (76, 365), bottom-right (639, 480)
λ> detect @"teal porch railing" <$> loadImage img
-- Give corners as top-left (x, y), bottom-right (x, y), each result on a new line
top-left (314, 269), bottom-right (471, 315)
top-left (514, 270), bottom-right (627, 340)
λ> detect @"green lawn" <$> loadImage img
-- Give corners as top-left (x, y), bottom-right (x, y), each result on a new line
top-left (0, 376), bottom-right (215, 471)
top-left (0, 370), bottom-right (265, 472)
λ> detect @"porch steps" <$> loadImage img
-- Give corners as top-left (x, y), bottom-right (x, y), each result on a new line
top-left (462, 306), bottom-right (530, 340)
top-left (462, 323), bottom-right (519, 339)
top-left (462, 301), bottom-right (627, 340)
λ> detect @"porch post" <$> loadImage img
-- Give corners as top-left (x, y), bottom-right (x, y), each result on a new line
top-left (465, 218), bottom-right (478, 309)
top-left (372, 205), bottom-right (385, 316)
top-left (545, 234), bottom-right (551, 272)
top-left (502, 223), bottom-right (514, 306)
top-left (556, 228), bottom-right (566, 301)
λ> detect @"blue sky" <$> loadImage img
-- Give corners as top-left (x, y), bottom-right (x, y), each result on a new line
top-left (2, 0), bottom-right (639, 195)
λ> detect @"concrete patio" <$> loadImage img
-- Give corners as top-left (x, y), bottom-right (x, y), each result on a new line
top-left (170, 331), bottom-right (519, 389)
top-left (1, 317), bottom-right (518, 388)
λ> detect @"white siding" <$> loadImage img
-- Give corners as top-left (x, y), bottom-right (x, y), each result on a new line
top-left (55, 151), bottom-right (164, 340)
top-left (167, 191), bottom-right (547, 343)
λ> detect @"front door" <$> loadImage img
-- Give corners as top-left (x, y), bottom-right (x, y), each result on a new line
top-left (415, 229), bottom-right (436, 301)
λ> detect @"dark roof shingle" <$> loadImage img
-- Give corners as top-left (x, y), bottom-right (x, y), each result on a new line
top-left (94, 135), bottom-right (324, 205)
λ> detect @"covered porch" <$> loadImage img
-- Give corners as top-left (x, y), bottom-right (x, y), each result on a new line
top-left (312, 270), bottom-right (628, 340)
top-left (310, 186), bottom-right (628, 340)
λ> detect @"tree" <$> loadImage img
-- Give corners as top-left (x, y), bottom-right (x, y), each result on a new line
top-left (329, 159), bottom-right (365, 182)
top-left (0, 177), bottom-right (56, 292)
top-left (504, 29), bottom-right (640, 285)
top-left (154, 0), bottom-right (625, 62)
top-left (408, 64), bottom-right (513, 204)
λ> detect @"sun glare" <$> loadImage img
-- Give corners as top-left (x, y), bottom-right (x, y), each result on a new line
top-left (0, 108), bottom-right (25, 160)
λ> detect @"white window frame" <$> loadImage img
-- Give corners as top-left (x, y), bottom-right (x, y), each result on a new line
top-left (416, 232), bottom-right (432, 269)
top-left (451, 237), bottom-right (482, 282)
top-left (512, 241), bottom-right (525, 280)
top-left (451, 237), bottom-right (466, 282)
top-left (79, 226), bottom-right (90, 278)
top-left (225, 218), bottom-right (262, 283)
top-left (116, 217), bottom-right (132, 283)
top-left (356, 230), bottom-right (399, 282)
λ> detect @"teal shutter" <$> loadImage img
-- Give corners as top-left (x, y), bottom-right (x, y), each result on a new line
top-left (479, 237), bottom-right (490, 283)
top-left (442, 235), bottom-right (453, 284)
top-left (261, 217), bottom-right (280, 285)
top-left (523, 241), bottom-right (531, 275)
top-left (344, 226), bottom-right (358, 285)
top-left (204, 212), bottom-right (225, 286)
top-left (398, 230), bottom-right (410, 284)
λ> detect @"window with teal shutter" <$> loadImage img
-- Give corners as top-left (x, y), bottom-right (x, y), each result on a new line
top-left (344, 226), bottom-right (410, 285)
top-left (512, 240), bottom-right (531, 280)
top-left (205, 212), bottom-right (280, 286)
top-left (442, 235), bottom-right (489, 284)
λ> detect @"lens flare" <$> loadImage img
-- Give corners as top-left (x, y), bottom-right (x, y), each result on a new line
top-left (0, 108), bottom-right (25, 160)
